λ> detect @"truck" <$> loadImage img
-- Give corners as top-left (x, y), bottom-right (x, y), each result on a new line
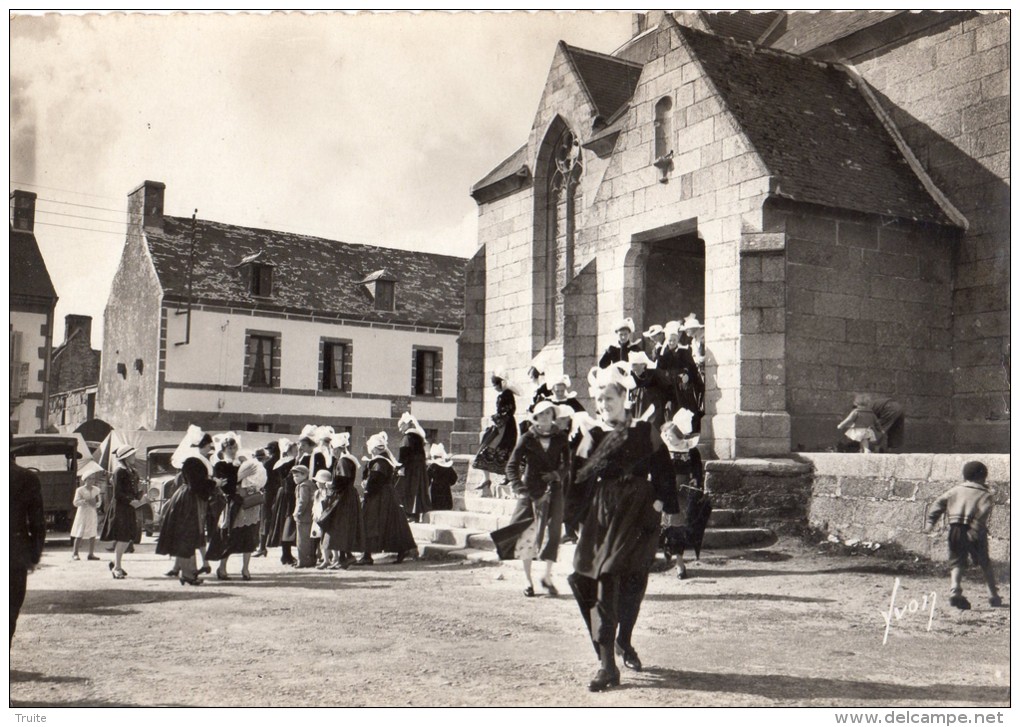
top-left (11, 433), bottom-right (95, 531)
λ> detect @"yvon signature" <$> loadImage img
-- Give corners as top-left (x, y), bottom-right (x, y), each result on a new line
top-left (881, 577), bottom-right (936, 645)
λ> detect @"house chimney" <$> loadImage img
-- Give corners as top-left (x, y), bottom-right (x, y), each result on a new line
top-left (127, 180), bottom-right (165, 231)
top-left (10, 190), bottom-right (36, 233)
top-left (64, 314), bottom-right (93, 346)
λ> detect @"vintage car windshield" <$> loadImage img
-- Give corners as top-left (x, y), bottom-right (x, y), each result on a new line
top-left (148, 451), bottom-right (177, 477)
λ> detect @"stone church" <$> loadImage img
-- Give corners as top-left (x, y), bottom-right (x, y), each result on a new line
top-left (454, 11), bottom-right (1009, 459)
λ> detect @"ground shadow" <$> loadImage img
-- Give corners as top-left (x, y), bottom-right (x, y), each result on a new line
top-left (643, 592), bottom-right (836, 604)
top-left (21, 588), bottom-right (232, 616)
top-left (195, 573), bottom-right (407, 590)
top-left (628, 667), bottom-right (1009, 704)
top-left (10, 670), bottom-right (89, 685)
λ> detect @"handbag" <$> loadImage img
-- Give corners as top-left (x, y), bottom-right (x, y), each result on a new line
top-left (241, 491), bottom-right (265, 509)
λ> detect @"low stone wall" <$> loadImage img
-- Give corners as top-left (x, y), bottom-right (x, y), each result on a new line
top-left (803, 453), bottom-right (1011, 564)
top-left (704, 458), bottom-right (814, 534)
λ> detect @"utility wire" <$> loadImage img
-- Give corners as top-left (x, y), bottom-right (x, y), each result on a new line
top-left (10, 205), bottom-right (127, 226)
top-left (9, 180), bottom-right (123, 202)
top-left (24, 220), bottom-right (128, 236)
top-left (31, 196), bottom-right (141, 216)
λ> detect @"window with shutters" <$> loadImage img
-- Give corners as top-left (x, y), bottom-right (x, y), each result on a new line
top-left (244, 330), bottom-right (281, 389)
top-left (411, 346), bottom-right (442, 397)
top-left (320, 338), bottom-right (353, 392)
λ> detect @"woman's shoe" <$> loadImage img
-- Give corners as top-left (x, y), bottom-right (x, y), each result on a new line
top-left (87, 555), bottom-right (100, 561)
top-left (252, 549), bottom-right (267, 558)
top-left (112, 568), bottom-right (127, 580)
top-left (677, 563), bottom-right (688, 580)
top-left (241, 571), bottom-right (252, 582)
top-left (71, 553), bottom-right (80, 561)
top-left (216, 567), bottom-right (230, 581)
top-left (523, 586), bottom-right (536, 597)
top-left (540, 578), bottom-right (559, 596)
top-left (355, 554), bottom-right (374, 566)
top-left (316, 561), bottom-right (331, 570)
top-left (331, 561), bottom-right (348, 570)
top-left (588, 668), bottom-right (621, 692)
top-left (179, 575), bottom-right (202, 586)
top-left (616, 642), bottom-right (642, 672)
top-left (165, 569), bottom-right (181, 577)
top-left (198, 565), bottom-right (212, 575)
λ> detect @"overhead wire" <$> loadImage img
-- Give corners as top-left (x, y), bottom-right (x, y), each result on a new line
top-left (12, 206), bottom-right (129, 226)
top-left (8, 180), bottom-right (123, 202)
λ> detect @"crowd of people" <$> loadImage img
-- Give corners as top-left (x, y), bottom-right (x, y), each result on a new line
top-left (474, 314), bottom-right (710, 691)
top-left (66, 416), bottom-right (460, 586)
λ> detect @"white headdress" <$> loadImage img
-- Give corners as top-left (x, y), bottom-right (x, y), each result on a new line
top-left (398, 412), bottom-right (427, 439)
top-left (643, 323), bottom-right (664, 338)
top-left (238, 458), bottom-right (266, 489)
top-left (660, 408), bottom-right (700, 452)
top-left (595, 361), bottom-right (636, 393)
top-left (682, 314), bottom-right (704, 331)
top-left (614, 317), bottom-right (635, 333)
top-left (299, 424), bottom-right (318, 442)
top-left (274, 438), bottom-right (296, 470)
top-left (664, 320), bottom-right (682, 338)
top-left (330, 432), bottom-right (351, 449)
top-left (171, 425), bottom-right (213, 475)
top-left (627, 350), bottom-right (657, 369)
top-left (429, 442), bottom-right (453, 467)
top-left (313, 425), bottom-right (336, 468)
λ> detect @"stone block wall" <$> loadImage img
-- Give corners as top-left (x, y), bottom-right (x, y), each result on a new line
top-left (97, 226), bottom-right (163, 431)
top-left (704, 458), bottom-right (814, 533)
top-left (455, 246), bottom-right (486, 421)
top-left (804, 453), bottom-right (1010, 564)
top-left (854, 12), bottom-right (1010, 452)
top-left (765, 201), bottom-right (958, 453)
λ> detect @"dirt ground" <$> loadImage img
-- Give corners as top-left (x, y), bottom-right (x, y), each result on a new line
top-left (10, 534), bottom-right (1010, 708)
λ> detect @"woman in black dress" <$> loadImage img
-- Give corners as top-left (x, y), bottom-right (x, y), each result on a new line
top-left (321, 433), bottom-right (364, 569)
top-left (207, 457), bottom-right (265, 581)
top-left (158, 426), bottom-right (218, 585)
top-left (100, 445), bottom-right (141, 579)
top-left (426, 443), bottom-right (457, 512)
top-left (566, 361), bottom-right (673, 692)
top-left (267, 438), bottom-right (299, 566)
top-left (394, 412), bottom-right (431, 522)
top-left (658, 408), bottom-right (708, 580)
top-left (253, 441), bottom-right (281, 558)
top-left (498, 399), bottom-right (570, 597)
top-left (472, 371), bottom-right (518, 496)
top-left (357, 432), bottom-right (417, 566)
top-left (204, 433), bottom-right (241, 580)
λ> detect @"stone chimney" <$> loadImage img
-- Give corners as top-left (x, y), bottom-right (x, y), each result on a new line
top-left (127, 180), bottom-right (165, 231)
top-left (10, 190), bottom-right (37, 233)
top-left (64, 314), bottom-right (93, 346)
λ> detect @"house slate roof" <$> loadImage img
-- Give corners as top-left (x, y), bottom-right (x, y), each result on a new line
top-left (145, 216), bottom-right (466, 330)
top-left (10, 228), bottom-right (58, 302)
top-left (561, 43), bottom-right (644, 122)
top-left (675, 24), bottom-right (951, 225)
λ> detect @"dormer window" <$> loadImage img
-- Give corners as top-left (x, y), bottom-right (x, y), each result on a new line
top-left (250, 263), bottom-right (274, 297)
top-left (231, 251), bottom-right (275, 298)
top-left (359, 269), bottom-right (398, 312)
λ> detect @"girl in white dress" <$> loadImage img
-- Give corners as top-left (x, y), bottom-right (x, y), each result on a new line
top-left (71, 462), bottom-right (105, 561)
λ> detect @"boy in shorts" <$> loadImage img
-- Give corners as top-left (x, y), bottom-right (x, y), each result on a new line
top-left (925, 461), bottom-right (1002, 610)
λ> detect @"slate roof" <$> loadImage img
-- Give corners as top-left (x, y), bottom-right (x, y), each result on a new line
top-left (767, 11), bottom-right (901, 54)
top-left (676, 25), bottom-right (951, 225)
top-left (471, 144), bottom-right (529, 194)
top-left (10, 228), bottom-right (58, 302)
top-left (561, 43), bottom-right (644, 122)
top-left (701, 10), bottom-right (782, 44)
top-left (145, 217), bottom-right (466, 329)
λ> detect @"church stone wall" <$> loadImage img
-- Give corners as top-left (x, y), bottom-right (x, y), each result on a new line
top-left (852, 12), bottom-right (1010, 452)
top-left (764, 201), bottom-right (958, 453)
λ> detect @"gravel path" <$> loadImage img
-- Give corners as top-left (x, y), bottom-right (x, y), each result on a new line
top-left (10, 536), bottom-right (1010, 707)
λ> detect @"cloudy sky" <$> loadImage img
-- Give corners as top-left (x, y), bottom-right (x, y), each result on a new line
top-left (10, 11), bottom-right (634, 347)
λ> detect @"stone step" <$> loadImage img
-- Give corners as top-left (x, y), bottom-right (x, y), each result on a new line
top-left (708, 509), bottom-right (740, 528)
top-left (418, 542), bottom-right (500, 564)
top-left (461, 495), bottom-right (521, 516)
top-left (425, 510), bottom-right (513, 531)
top-left (409, 522), bottom-right (476, 548)
top-left (701, 527), bottom-right (776, 549)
